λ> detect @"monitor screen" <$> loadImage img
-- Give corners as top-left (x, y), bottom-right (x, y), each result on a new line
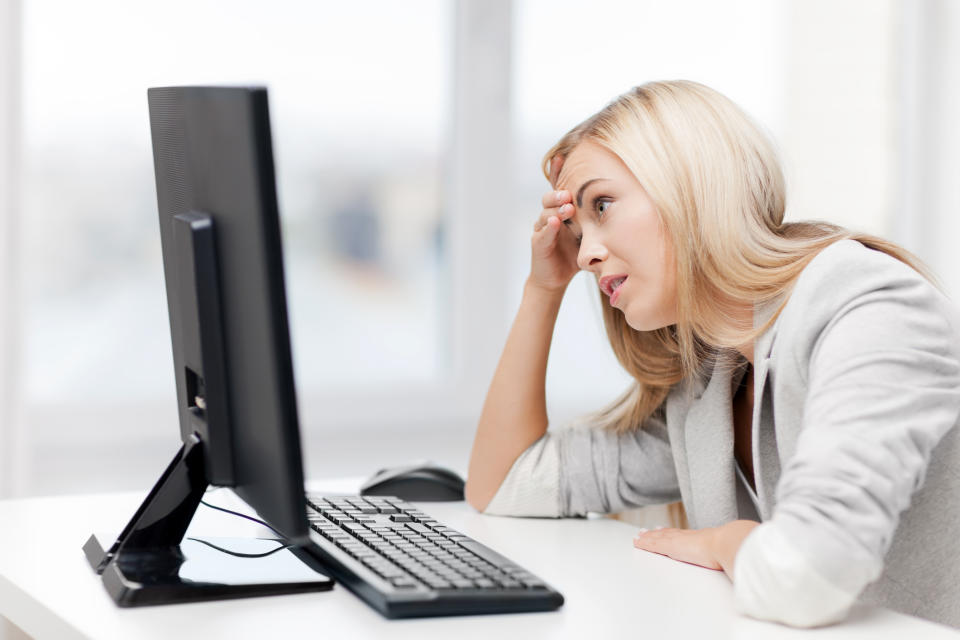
top-left (148, 86), bottom-right (309, 543)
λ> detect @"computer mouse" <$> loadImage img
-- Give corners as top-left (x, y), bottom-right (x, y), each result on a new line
top-left (359, 462), bottom-right (465, 502)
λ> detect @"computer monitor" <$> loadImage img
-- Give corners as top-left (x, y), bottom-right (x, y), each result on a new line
top-left (83, 86), bottom-right (332, 606)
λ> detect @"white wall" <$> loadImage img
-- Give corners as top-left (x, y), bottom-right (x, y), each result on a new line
top-left (779, 0), bottom-right (897, 237)
top-left (897, 0), bottom-right (960, 300)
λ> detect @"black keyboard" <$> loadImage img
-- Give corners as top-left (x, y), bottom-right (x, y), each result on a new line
top-left (302, 494), bottom-right (564, 618)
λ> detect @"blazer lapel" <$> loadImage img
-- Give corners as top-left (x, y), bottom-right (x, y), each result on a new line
top-left (669, 296), bottom-right (788, 528)
top-left (751, 297), bottom-right (785, 520)
top-left (681, 360), bottom-right (738, 529)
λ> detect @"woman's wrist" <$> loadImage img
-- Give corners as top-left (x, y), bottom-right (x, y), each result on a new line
top-left (524, 277), bottom-right (570, 303)
top-left (710, 520), bottom-right (761, 577)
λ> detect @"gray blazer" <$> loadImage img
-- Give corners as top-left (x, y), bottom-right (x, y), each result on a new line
top-left (490, 240), bottom-right (960, 626)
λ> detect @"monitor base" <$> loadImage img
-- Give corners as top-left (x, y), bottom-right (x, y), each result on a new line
top-left (87, 533), bottom-right (333, 607)
top-left (84, 436), bottom-right (334, 606)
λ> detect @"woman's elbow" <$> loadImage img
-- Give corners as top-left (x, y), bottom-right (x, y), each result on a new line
top-left (737, 594), bottom-right (854, 629)
top-left (733, 524), bottom-right (863, 628)
top-left (464, 480), bottom-right (492, 513)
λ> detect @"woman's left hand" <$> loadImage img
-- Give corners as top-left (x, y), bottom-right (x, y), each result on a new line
top-left (633, 520), bottom-right (760, 575)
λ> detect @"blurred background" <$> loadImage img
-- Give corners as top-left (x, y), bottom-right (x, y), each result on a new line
top-left (0, 0), bottom-right (957, 497)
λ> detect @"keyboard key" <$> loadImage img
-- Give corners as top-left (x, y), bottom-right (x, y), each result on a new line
top-left (521, 578), bottom-right (548, 589)
top-left (425, 579), bottom-right (453, 589)
top-left (327, 514), bottom-right (353, 526)
top-left (456, 540), bottom-right (518, 569)
top-left (390, 577), bottom-right (419, 589)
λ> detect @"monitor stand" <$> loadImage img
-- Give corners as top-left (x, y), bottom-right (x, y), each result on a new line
top-left (83, 434), bottom-right (333, 607)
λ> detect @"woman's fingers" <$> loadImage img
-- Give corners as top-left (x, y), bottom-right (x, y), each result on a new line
top-left (540, 189), bottom-right (571, 209)
top-left (632, 527), bottom-right (723, 571)
top-left (532, 214), bottom-right (560, 243)
top-left (533, 209), bottom-right (573, 236)
top-left (534, 192), bottom-right (574, 234)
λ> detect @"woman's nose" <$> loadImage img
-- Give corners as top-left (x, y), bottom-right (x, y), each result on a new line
top-left (576, 235), bottom-right (608, 271)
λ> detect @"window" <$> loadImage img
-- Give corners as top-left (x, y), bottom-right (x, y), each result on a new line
top-left (18, 0), bottom-right (455, 492)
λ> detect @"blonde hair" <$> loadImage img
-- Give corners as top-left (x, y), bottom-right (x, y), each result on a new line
top-left (543, 80), bottom-right (936, 435)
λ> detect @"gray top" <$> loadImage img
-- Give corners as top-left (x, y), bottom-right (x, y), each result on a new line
top-left (484, 240), bottom-right (960, 628)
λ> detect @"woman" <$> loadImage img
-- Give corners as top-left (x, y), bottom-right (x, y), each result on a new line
top-left (464, 80), bottom-right (960, 628)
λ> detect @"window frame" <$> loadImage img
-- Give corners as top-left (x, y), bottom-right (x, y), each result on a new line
top-left (0, 0), bottom-right (24, 497)
top-left (2, 0), bottom-right (516, 494)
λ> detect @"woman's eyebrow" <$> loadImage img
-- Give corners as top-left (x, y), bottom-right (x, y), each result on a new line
top-left (576, 178), bottom-right (610, 208)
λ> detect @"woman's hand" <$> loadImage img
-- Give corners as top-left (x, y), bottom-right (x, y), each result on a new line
top-left (632, 520), bottom-right (760, 576)
top-left (528, 156), bottom-right (580, 293)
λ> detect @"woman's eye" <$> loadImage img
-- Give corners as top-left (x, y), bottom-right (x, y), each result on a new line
top-left (595, 199), bottom-right (611, 217)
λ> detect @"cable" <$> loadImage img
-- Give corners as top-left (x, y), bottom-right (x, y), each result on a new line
top-left (186, 536), bottom-right (292, 559)
top-left (199, 498), bottom-right (286, 539)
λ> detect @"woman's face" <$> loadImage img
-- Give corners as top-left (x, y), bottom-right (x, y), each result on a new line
top-left (555, 141), bottom-right (678, 331)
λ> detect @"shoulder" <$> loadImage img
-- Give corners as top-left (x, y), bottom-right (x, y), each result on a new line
top-left (770, 239), bottom-right (960, 369)
top-left (791, 239), bottom-right (928, 305)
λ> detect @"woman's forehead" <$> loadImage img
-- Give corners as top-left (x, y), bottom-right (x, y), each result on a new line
top-left (556, 141), bottom-right (623, 190)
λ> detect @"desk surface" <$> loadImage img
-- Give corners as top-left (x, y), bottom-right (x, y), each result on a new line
top-left (0, 480), bottom-right (957, 640)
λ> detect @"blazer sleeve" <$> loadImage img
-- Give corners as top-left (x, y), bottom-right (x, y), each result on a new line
top-left (734, 252), bottom-right (960, 627)
top-left (484, 404), bottom-right (681, 517)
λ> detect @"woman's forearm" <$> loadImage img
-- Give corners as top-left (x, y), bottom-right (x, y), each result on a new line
top-left (465, 280), bottom-right (566, 512)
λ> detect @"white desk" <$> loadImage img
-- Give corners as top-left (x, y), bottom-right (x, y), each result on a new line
top-left (0, 480), bottom-right (957, 640)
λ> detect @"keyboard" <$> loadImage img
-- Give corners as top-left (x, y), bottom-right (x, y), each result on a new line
top-left (302, 494), bottom-right (564, 618)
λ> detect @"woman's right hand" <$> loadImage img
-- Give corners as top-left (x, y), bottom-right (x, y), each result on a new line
top-left (528, 157), bottom-right (580, 293)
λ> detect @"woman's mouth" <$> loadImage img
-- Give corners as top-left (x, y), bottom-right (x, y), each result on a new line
top-left (610, 277), bottom-right (626, 306)
top-left (600, 274), bottom-right (628, 306)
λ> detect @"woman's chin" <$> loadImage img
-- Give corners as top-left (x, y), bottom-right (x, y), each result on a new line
top-left (623, 308), bottom-right (673, 333)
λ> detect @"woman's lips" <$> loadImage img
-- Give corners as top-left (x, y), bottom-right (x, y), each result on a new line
top-left (599, 274), bottom-right (628, 305)
top-left (610, 278), bottom-right (626, 306)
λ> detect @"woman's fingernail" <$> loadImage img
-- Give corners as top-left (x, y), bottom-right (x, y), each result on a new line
top-left (558, 204), bottom-right (570, 215)
top-left (637, 528), bottom-right (648, 535)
